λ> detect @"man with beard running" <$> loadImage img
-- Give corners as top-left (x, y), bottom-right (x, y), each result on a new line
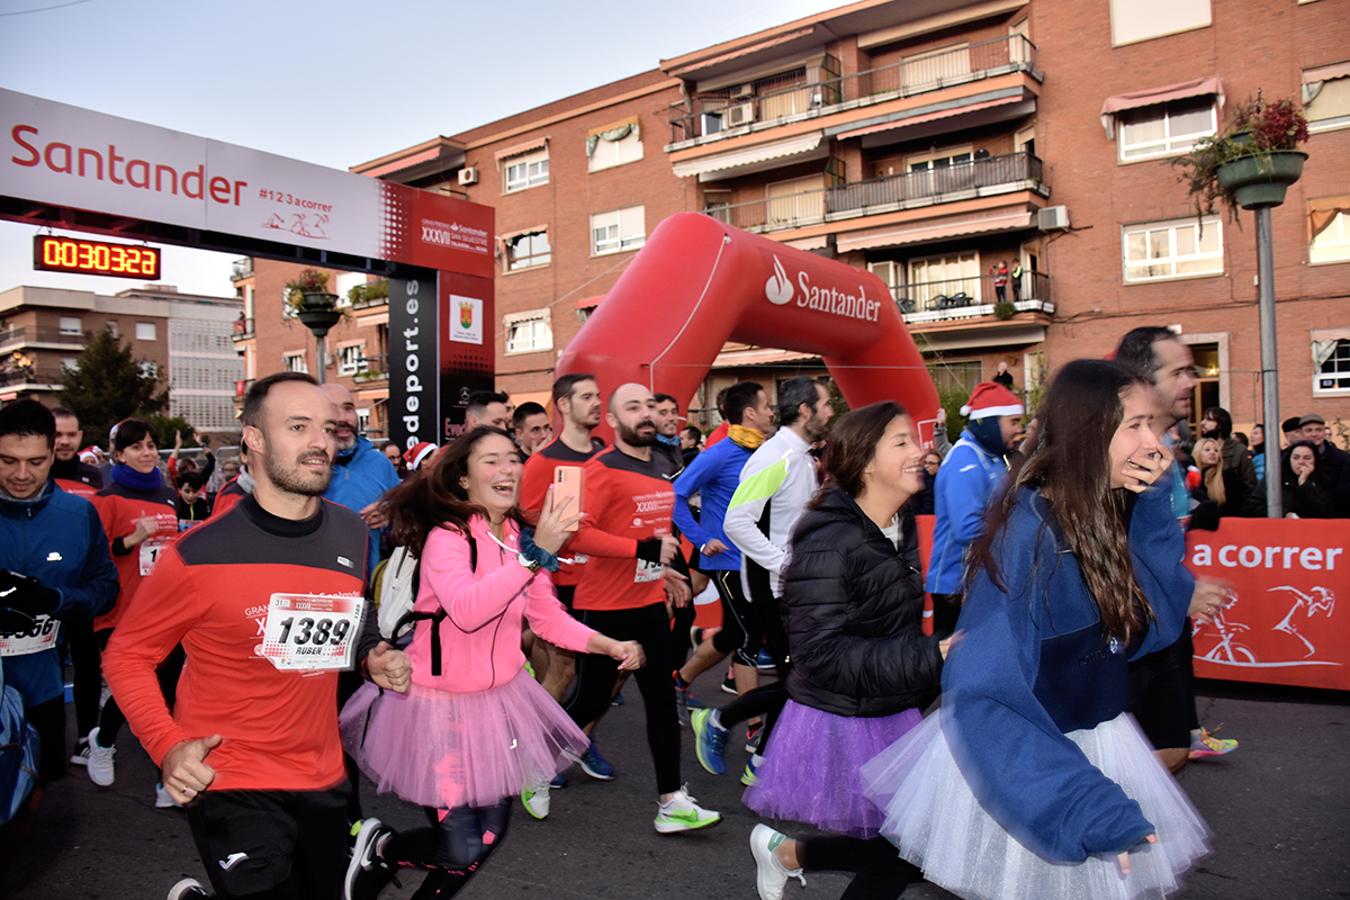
top-left (559, 383), bottom-right (721, 833)
top-left (102, 372), bottom-right (411, 900)
top-left (320, 383), bottom-right (400, 573)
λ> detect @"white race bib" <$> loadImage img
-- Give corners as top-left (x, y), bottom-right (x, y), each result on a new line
top-left (139, 537), bottom-right (169, 576)
top-left (0, 614), bottom-right (60, 657)
top-left (258, 593), bottom-right (364, 671)
top-left (634, 559), bottom-right (664, 584)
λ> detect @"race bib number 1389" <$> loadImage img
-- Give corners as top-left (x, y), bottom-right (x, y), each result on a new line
top-left (259, 593), bottom-right (364, 671)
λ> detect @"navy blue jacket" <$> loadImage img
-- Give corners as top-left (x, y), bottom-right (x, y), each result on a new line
top-left (942, 484), bottom-right (1190, 863)
top-left (0, 481), bottom-right (119, 707)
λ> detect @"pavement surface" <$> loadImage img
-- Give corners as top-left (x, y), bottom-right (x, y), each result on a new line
top-left (2, 673), bottom-right (1348, 900)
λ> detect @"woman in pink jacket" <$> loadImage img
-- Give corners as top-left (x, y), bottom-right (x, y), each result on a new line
top-left (341, 427), bottom-right (643, 899)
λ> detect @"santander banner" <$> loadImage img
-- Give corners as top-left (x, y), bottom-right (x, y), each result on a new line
top-left (0, 89), bottom-right (492, 277)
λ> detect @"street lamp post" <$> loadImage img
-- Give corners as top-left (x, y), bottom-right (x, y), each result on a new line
top-left (296, 296), bottom-right (342, 386)
top-left (1254, 207), bottom-right (1282, 518)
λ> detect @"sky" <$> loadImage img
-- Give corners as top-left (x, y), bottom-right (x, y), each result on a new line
top-left (0, 0), bottom-right (844, 297)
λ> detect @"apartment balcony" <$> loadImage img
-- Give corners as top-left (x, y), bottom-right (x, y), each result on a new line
top-left (0, 368), bottom-right (66, 388)
top-left (706, 152), bottom-right (1045, 234)
top-left (234, 378), bottom-right (255, 398)
top-left (348, 282), bottom-right (390, 311)
top-left (231, 317), bottom-right (255, 342)
top-left (231, 257), bottom-right (254, 281)
top-left (669, 34), bottom-right (1037, 148)
top-left (890, 272), bottom-right (1053, 327)
top-left (352, 353), bottom-right (389, 386)
top-left (0, 326), bottom-right (93, 351)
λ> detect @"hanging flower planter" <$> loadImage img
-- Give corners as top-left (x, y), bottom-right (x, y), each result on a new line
top-left (1216, 150), bottom-right (1308, 210)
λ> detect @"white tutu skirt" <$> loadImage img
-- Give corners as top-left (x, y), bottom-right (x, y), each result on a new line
top-left (860, 711), bottom-right (1210, 900)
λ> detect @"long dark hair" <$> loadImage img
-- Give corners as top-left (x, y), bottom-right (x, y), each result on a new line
top-left (386, 427), bottom-right (523, 556)
top-left (811, 401), bottom-right (907, 505)
top-left (967, 359), bottom-right (1153, 642)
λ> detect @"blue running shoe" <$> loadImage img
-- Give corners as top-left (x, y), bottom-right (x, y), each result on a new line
top-left (755, 648), bottom-right (777, 671)
top-left (741, 756), bottom-right (761, 787)
top-left (611, 690), bottom-right (625, 707)
top-left (568, 740), bottom-right (616, 781)
top-left (549, 771), bottom-right (568, 789)
top-left (691, 708), bottom-right (727, 776)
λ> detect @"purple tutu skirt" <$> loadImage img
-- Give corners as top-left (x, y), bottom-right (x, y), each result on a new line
top-left (743, 699), bottom-right (922, 838)
top-left (340, 670), bottom-right (589, 809)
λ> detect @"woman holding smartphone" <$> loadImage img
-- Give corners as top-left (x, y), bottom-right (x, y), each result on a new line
top-left (863, 360), bottom-right (1209, 900)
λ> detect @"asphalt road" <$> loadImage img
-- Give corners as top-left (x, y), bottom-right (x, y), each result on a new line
top-left (2, 674), bottom-right (1347, 900)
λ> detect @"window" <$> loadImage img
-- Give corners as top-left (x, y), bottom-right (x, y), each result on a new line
top-left (139, 360), bottom-right (158, 379)
top-left (59, 316), bottom-right (82, 336)
top-left (588, 123), bottom-right (643, 172)
top-left (1314, 338), bottom-right (1350, 394)
top-left (136, 322), bottom-right (157, 341)
top-left (106, 321), bottom-right (119, 338)
top-left (1118, 97), bottom-right (1216, 161)
top-left (906, 146), bottom-right (974, 171)
top-left (337, 343), bottom-right (367, 377)
top-left (703, 189), bottom-right (733, 224)
top-left (766, 176), bottom-right (826, 227)
top-left (505, 230), bottom-right (551, 271)
top-left (900, 43), bottom-right (971, 88)
top-left (356, 408), bottom-right (371, 433)
top-left (1122, 217), bottom-right (1223, 282)
top-left (505, 311), bottom-right (553, 354)
top-left (283, 351), bottom-right (308, 374)
top-left (61, 357), bottom-right (78, 371)
top-left (908, 252), bottom-right (981, 306)
top-left (1110, 0), bottom-right (1210, 46)
top-left (591, 206), bottom-right (646, 255)
top-left (1305, 69), bottom-right (1350, 133)
top-left (927, 360), bottom-right (983, 397)
top-left (504, 149), bottom-right (549, 192)
top-left (1310, 205), bottom-right (1350, 264)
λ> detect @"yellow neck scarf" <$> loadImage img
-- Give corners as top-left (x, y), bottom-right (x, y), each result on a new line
top-left (728, 424), bottom-right (765, 451)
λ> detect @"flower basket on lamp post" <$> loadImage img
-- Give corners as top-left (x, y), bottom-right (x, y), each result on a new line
top-left (1217, 148), bottom-right (1308, 210)
top-left (285, 269), bottom-right (345, 383)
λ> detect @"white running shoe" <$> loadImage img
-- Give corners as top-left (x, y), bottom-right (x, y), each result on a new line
top-left (70, 737), bottom-right (91, 767)
top-left (85, 727), bottom-right (116, 787)
top-left (750, 824), bottom-right (806, 900)
top-left (521, 783), bottom-right (551, 820)
top-left (155, 782), bottom-right (181, 809)
top-left (653, 785), bottom-right (721, 834)
top-left (166, 877), bottom-right (209, 899)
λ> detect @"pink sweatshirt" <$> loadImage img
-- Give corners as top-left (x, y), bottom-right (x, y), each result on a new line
top-left (408, 515), bottom-right (596, 693)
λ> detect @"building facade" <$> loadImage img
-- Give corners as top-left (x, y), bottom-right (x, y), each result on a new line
top-left (241, 0), bottom-right (1350, 436)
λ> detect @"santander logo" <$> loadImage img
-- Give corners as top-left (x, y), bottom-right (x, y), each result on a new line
top-left (765, 256), bottom-right (794, 305)
top-left (763, 254), bottom-right (882, 323)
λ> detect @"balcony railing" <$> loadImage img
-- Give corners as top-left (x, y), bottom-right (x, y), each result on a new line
top-left (0, 326), bottom-right (94, 347)
top-left (670, 33), bottom-right (1037, 143)
top-left (234, 378), bottom-right (255, 398)
top-left (0, 368), bottom-right (66, 387)
top-left (705, 152), bottom-right (1044, 233)
top-left (231, 317), bottom-right (255, 341)
top-left (231, 257), bottom-right (254, 281)
top-left (353, 353), bottom-right (389, 385)
top-left (886, 271), bottom-right (1053, 322)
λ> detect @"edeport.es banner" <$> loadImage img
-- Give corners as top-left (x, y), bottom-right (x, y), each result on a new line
top-left (1186, 519), bottom-right (1349, 691)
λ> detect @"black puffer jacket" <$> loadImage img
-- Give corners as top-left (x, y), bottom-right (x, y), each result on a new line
top-left (782, 485), bottom-right (943, 718)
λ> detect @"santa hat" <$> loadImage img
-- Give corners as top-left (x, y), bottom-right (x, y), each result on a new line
top-left (960, 382), bottom-right (1024, 420)
top-left (79, 445), bottom-right (102, 464)
top-left (403, 442), bottom-right (438, 470)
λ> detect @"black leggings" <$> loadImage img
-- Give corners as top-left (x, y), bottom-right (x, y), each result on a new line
top-left (669, 595), bottom-right (696, 669)
top-left (799, 835), bottom-right (921, 899)
top-left (382, 800), bottom-right (512, 899)
top-left (96, 632), bottom-right (184, 748)
top-left (708, 570), bottom-right (758, 666)
top-left (66, 614), bottom-right (102, 736)
top-left (564, 603), bottom-right (681, 794)
top-left (714, 587), bottom-right (790, 747)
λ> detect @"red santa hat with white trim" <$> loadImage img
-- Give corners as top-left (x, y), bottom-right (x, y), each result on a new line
top-left (403, 442), bottom-right (438, 470)
top-left (960, 382), bottom-right (1024, 420)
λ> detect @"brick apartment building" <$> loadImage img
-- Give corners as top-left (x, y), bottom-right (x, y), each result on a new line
top-left (0, 284), bottom-right (243, 436)
top-left (241, 0), bottom-right (1350, 437)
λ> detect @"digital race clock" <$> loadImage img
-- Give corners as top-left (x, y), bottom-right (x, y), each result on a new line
top-left (33, 236), bottom-right (161, 280)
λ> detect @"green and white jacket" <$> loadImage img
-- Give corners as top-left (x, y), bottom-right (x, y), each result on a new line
top-left (724, 427), bottom-right (819, 600)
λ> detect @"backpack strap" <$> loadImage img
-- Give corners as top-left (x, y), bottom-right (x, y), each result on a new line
top-left (391, 532), bottom-right (478, 677)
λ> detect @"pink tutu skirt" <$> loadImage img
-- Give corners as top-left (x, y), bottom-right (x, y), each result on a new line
top-left (340, 669), bottom-right (589, 809)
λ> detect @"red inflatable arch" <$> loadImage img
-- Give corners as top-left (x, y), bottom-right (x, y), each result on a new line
top-left (557, 212), bottom-right (939, 441)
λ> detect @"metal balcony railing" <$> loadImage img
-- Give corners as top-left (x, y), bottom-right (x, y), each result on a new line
top-left (231, 317), bottom-right (255, 340)
top-left (0, 368), bottom-right (66, 386)
top-left (670, 33), bottom-right (1037, 143)
top-left (353, 353), bottom-right (389, 384)
top-left (0, 326), bottom-right (94, 347)
top-left (886, 271), bottom-right (1052, 320)
top-left (231, 257), bottom-right (254, 280)
top-left (704, 152), bottom-right (1044, 233)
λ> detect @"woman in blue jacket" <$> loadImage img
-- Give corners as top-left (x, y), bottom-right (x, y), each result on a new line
top-left (863, 360), bottom-right (1209, 900)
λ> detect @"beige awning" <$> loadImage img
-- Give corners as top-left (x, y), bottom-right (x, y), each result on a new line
top-left (836, 207), bottom-right (1034, 252)
top-left (782, 234), bottom-right (829, 251)
top-left (1099, 76), bottom-right (1223, 138)
top-left (672, 132), bottom-right (824, 180)
top-left (494, 136), bottom-right (548, 162)
top-left (835, 94), bottom-right (1028, 141)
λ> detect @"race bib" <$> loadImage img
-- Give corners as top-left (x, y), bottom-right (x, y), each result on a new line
top-left (139, 537), bottom-right (169, 576)
top-left (634, 559), bottom-right (664, 584)
top-left (259, 593), bottom-right (364, 671)
top-left (0, 614), bottom-right (60, 657)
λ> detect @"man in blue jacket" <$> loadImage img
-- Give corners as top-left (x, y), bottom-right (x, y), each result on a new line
top-left (671, 381), bottom-right (774, 722)
top-left (926, 382), bottom-right (1024, 638)
top-left (0, 400), bottom-right (118, 784)
top-left (320, 383), bottom-right (400, 572)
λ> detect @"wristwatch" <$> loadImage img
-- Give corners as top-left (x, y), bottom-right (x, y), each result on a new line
top-left (518, 552), bottom-right (542, 574)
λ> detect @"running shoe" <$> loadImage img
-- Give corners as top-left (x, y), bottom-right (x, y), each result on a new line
top-left (741, 757), bottom-right (761, 787)
top-left (166, 878), bottom-right (209, 900)
top-left (70, 737), bottom-right (90, 767)
top-left (85, 727), bottom-right (115, 787)
top-left (611, 690), bottom-right (625, 707)
top-left (755, 648), bottom-right (777, 671)
top-left (653, 786), bottom-right (721, 834)
top-left (566, 740), bottom-right (616, 780)
top-left (749, 824), bottom-right (806, 900)
top-left (674, 674), bottom-right (695, 725)
top-left (550, 771), bottom-right (568, 789)
top-left (745, 721), bottom-right (764, 755)
top-left (691, 708), bottom-right (727, 776)
top-left (521, 783), bottom-right (551, 820)
top-left (344, 817), bottom-right (397, 900)
top-left (1189, 726), bottom-right (1238, 760)
top-left (155, 782), bottom-right (181, 809)
top-left (720, 676), bottom-right (738, 696)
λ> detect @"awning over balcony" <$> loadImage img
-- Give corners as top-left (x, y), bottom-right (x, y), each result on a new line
top-left (711, 345), bottom-right (821, 368)
top-left (673, 132), bottom-right (824, 181)
top-left (832, 89), bottom-right (1031, 143)
top-left (836, 205), bottom-right (1034, 252)
top-left (576, 295), bottom-right (603, 309)
top-left (494, 136), bottom-right (548, 162)
top-left (1099, 76), bottom-right (1223, 138)
top-left (782, 234), bottom-right (829, 251)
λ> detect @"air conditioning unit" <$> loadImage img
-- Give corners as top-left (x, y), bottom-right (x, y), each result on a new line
top-left (730, 82), bottom-right (755, 100)
top-left (725, 102), bottom-right (756, 128)
top-left (1037, 205), bottom-right (1070, 231)
top-left (458, 166), bottom-right (479, 187)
